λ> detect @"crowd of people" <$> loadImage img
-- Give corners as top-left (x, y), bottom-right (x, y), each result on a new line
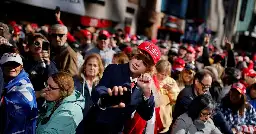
top-left (0, 10), bottom-right (256, 134)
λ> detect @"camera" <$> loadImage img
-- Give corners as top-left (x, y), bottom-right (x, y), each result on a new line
top-left (100, 83), bottom-right (132, 107)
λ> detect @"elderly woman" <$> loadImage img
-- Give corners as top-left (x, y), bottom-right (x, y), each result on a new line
top-left (176, 63), bottom-right (196, 91)
top-left (218, 82), bottom-right (256, 134)
top-left (36, 72), bottom-right (85, 134)
top-left (73, 53), bottom-right (104, 114)
top-left (171, 94), bottom-right (221, 134)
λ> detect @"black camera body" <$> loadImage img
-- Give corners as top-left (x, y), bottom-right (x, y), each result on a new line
top-left (100, 83), bottom-right (132, 108)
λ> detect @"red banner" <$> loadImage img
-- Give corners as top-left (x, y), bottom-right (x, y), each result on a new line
top-left (80, 16), bottom-right (112, 28)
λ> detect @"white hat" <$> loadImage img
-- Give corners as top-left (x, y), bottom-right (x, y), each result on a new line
top-left (0, 53), bottom-right (23, 65)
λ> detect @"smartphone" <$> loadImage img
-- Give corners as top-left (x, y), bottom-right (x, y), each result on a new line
top-left (42, 41), bottom-right (50, 51)
top-left (55, 6), bottom-right (60, 13)
top-left (100, 83), bottom-right (132, 107)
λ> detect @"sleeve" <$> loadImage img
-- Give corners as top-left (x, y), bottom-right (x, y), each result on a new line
top-left (136, 94), bottom-right (155, 121)
top-left (91, 65), bottom-right (114, 104)
top-left (37, 111), bottom-right (78, 134)
top-left (45, 61), bottom-right (58, 77)
top-left (62, 52), bottom-right (79, 76)
top-left (171, 118), bottom-right (187, 134)
top-left (227, 50), bottom-right (236, 67)
top-left (235, 105), bottom-right (256, 133)
top-left (172, 95), bottom-right (192, 120)
top-left (211, 126), bottom-right (222, 134)
top-left (202, 46), bottom-right (211, 66)
top-left (56, 20), bottom-right (76, 43)
top-left (212, 111), bottom-right (233, 134)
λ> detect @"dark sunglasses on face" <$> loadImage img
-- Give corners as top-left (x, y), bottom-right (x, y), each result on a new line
top-left (34, 41), bottom-right (41, 46)
top-left (98, 35), bottom-right (108, 40)
top-left (184, 69), bottom-right (193, 75)
top-left (200, 111), bottom-right (212, 117)
top-left (3, 62), bottom-right (21, 68)
top-left (51, 33), bottom-right (65, 38)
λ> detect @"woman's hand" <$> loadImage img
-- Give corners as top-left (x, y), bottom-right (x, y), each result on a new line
top-left (162, 83), bottom-right (175, 93)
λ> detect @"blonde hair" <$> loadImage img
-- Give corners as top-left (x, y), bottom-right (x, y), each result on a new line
top-left (113, 52), bottom-right (129, 64)
top-left (81, 53), bottom-right (104, 79)
top-left (155, 60), bottom-right (171, 75)
top-left (177, 69), bottom-right (195, 89)
top-left (51, 71), bottom-right (74, 98)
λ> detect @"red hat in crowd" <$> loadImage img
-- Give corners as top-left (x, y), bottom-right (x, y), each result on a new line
top-left (231, 82), bottom-right (246, 94)
top-left (187, 46), bottom-right (195, 53)
top-left (13, 26), bottom-right (20, 35)
top-left (123, 46), bottom-right (133, 54)
top-left (80, 29), bottom-right (92, 39)
top-left (131, 35), bottom-right (137, 41)
top-left (243, 68), bottom-right (256, 77)
top-left (172, 58), bottom-right (185, 71)
top-left (138, 41), bottom-right (161, 64)
top-left (99, 30), bottom-right (110, 38)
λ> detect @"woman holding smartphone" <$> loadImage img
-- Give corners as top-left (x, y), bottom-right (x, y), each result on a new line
top-left (23, 33), bottom-right (58, 109)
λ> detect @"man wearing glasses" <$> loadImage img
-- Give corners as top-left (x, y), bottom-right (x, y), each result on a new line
top-left (172, 70), bottom-right (212, 126)
top-left (50, 24), bottom-right (78, 77)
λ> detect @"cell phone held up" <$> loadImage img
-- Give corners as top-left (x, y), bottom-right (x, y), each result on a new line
top-left (100, 83), bottom-right (132, 108)
top-left (42, 41), bottom-right (50, 51)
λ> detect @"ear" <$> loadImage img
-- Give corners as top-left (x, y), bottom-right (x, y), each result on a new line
top-left (23, 44), bottom-right (30, 52)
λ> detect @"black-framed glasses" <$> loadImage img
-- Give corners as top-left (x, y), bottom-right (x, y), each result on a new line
top-left (200, 111), bottom-right (212, 117)
top-left (199, 81), bottom-right (211, 91)
top-left (51, 33), bottom-right (65, 38)
top-left (44, 82), bottom-right (60, 91)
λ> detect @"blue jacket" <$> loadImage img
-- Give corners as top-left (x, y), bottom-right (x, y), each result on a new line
top-left (2, 70), bottom-right (37, 134)
top-left (247, 88), bottom-right (256, 109)
top-left (81, 63), bottom-right (155, 133)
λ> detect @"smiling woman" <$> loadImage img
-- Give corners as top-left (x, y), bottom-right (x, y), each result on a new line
top-left (0, 53), bottom-right (37, 134)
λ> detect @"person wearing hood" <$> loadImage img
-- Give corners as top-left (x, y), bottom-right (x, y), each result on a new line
top-left (0, 53), bottom-right (37, 134)
top-left (171, 94), bottom-right (221, 134)
top-left (36, 71), bottom-right (85, 134)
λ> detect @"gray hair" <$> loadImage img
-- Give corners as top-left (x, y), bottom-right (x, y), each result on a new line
top-left (50, 24), bottom-right (68, 34)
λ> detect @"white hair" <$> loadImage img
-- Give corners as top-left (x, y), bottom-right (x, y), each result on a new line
top-left (50, 24), bottom-right (68, 34)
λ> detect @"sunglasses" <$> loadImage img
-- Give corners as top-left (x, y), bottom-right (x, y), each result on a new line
top-left (98, 35), bottom-right (108, 40)
top-left (51, 34), bottom-right (65, 38)
top-left (184, 69), bottom-right (194, 75)
top-left (200, 111), bottom-right (212, 117)
top-left (3, 62), bottom-right (21, 68)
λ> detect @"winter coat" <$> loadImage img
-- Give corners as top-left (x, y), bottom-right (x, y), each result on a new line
top-left (171, 113), bottom-right (221, 134)
top-left (36, 90), bottom-right (85, 134)
top-left (0, 70), bottom-right (37, 134)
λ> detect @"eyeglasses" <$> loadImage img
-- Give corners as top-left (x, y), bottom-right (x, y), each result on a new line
top-left (51, 34), bottom-right (65, 38)
top-left (199, 81), bottom-right (211, 91)
top-left (98, 35), bottom-right (108, 40)
top-left (184, 69), bottom-right (194, 75)
top-left (44, 82), bottom-right (60, 91)
top-left (200, 111), bottom-right (212, 117)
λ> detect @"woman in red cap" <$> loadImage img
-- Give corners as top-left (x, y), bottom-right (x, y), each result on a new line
top-left (218, 82), bottom-right (256, 134)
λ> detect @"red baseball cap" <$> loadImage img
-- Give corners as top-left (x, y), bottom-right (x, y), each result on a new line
top-left (99, 30), bottom-right (110, 38)
top-left (131, 35), bottom-right (137, 41)
top-left (80, 29), bottom-right (92, 38)
top-left (187, 46), bottom-right (195, 53)
top-left (138, 41), bottom-right (161, 64)
top-left (172, 58), bottom-right (185, 71)
top-left (243, 68), bottom-right (256, 77)
top-left (231, 82), bottom-right (246, 94)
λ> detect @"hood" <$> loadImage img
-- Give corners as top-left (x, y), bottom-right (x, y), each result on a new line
top-left (61, 90), bottom-right (85, 108)
top-left (5, 69), bottom-right (31, 90)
